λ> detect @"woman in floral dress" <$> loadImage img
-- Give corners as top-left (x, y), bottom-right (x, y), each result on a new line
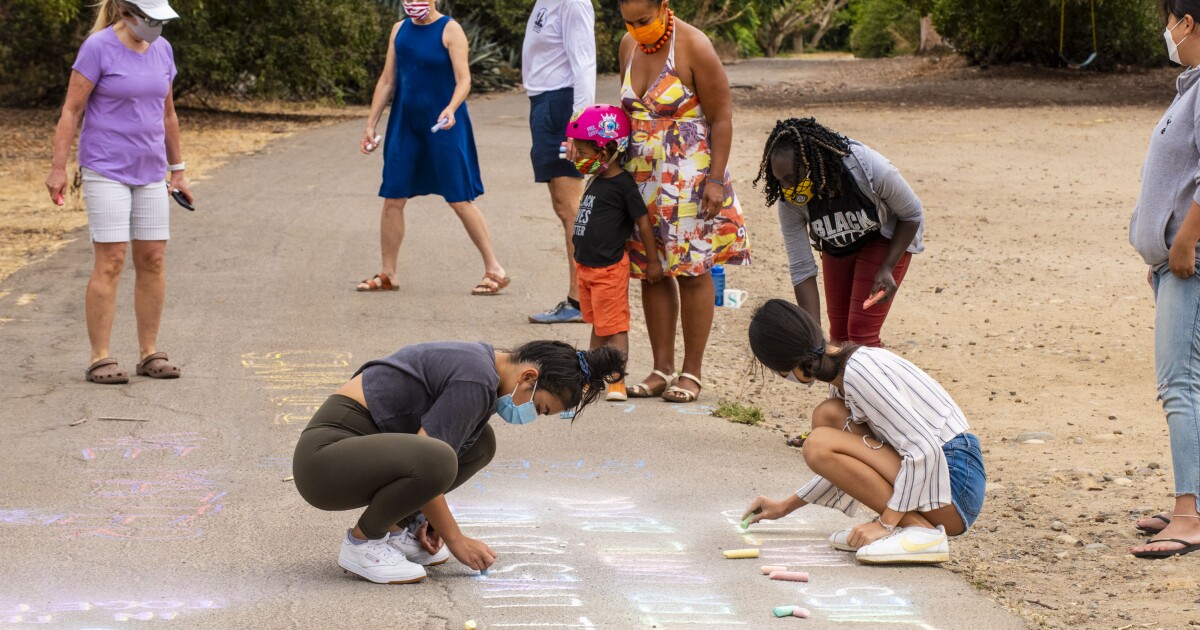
top-left (617, 0), bottom-right (751, 403)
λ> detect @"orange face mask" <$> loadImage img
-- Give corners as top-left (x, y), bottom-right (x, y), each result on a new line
top-left (626, 4), bottom-right (668, 45)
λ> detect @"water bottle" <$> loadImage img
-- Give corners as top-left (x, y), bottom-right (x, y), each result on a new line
top-left (712, 265), bottom-right (725, 306)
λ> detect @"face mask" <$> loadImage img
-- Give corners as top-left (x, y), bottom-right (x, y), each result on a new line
top-left (497, 381), bottom-right (538, 425)
top-left (573, 155), bottom-right (608, 176)
top-left (126, 14), bottom-right (163, 43)
top-left (784, 370), bottom-right (815, 388)
top-left (403, 1), bottom-right (431, 20)
top-left (626, 5), bottom-right (668, 46)
top-left (1166, 19), bottom-right (1191, 65)
top-left (782, 179), bottom-right (814, 206)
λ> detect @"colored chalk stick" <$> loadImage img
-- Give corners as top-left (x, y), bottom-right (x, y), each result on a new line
top-left (464, 621), bottom-right (478, 630)
top-left (769, 571), bottom-right (810, 582)
top-left (772, 606), bottom-right (811, 619)
top-left (723, 548), bottom-right (760, 559)
top-left (760, 565), bottom-right (788, 575)
top-left (479, 569), bottom-right (489, 577)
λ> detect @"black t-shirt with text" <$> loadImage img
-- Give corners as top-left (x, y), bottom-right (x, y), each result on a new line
top-left (572, 171), bottom-right (648, 267)
top-left (808, 166), bottom-right (883, 257)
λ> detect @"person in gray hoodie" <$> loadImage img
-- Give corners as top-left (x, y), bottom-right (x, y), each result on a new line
top-left (1127, 0), bottom-right (1200, 560)
top-left (754, 118), bottom-right (924, 348)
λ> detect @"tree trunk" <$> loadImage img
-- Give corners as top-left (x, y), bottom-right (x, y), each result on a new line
top-left (919, 15), bottom-right (945, 53)
top-left (807, 0), bottom-right (848, 50)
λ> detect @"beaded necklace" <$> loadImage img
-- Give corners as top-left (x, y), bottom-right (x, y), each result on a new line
top-left (637, 9), bottom-right (675, 55)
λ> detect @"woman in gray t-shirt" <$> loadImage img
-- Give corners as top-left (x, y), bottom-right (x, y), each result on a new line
top-left (292, 339), bottom-right (624, 584)
top-left (755, 118), bottom-right (925, 348)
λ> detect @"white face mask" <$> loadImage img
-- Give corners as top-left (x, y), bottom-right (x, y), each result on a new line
top-left (784, 370), bottom-right (815, 388)
top-left (1166, 18), bottom-right (1191, 65)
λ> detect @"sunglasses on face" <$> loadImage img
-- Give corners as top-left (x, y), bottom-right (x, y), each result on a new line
top-left (122, 4), bottom-right (167, 27)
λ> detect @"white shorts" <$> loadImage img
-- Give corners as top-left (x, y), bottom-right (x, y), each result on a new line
top-left (81, 167), bottom-right (170, 243)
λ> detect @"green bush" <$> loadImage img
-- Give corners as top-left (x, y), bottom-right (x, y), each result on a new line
top-left (850, 0), bottom-right (921, 58)
top-left (931, 0), bottom-right (1163, 68)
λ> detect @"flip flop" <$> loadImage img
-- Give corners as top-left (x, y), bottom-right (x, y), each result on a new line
top-left (471, 272), bottom-right (511, 296)
top-left (137, 352), bottom-right (181, 379)
top-left (1132, 538), bottom-right (1200, 559)
top-left (85, 358), bottom-right (128, 384)
top-left (357, 274), bottom-right (398, 292)
top-left (1136, 514), bottom-right (1171, 535)
top-left (628, 369), bottom-right (672, 398)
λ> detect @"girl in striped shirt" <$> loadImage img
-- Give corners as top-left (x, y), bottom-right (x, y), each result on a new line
top-left (741, 299), bottom-right (985, 564)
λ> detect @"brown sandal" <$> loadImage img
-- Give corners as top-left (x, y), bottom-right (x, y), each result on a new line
top-left (86, 358), bottom-right (129, 384)
top-left (357, 274), bottom-right (398, 292)
top-left (137, 352), bottom-right (181, 379)
top-left (471, 272), bottom-right (511, 296)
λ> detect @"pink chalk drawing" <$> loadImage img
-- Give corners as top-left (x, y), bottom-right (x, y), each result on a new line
top-left (481, 563), bottom-right (584, 610)
top-left (482, 459), bottom-right (650, 480)
top-left (491, 619), bottom-right (597, 629)
top-left (80, 432), bottom-right (207, 460)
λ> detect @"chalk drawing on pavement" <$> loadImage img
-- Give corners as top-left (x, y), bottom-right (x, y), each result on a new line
top-left (81, 433), bottom-right (206, 460)
top-left (0, 598), bottom-right (224, 624)
top-left (241, 351), bottom-right (351, 425)
top-left (799, 586), bottom-right (939, 628)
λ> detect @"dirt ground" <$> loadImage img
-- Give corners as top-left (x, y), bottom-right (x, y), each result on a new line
top-left (0, 101), bottom-right (362, 287)
top-left (2, 56), bottom-right (1198, 628)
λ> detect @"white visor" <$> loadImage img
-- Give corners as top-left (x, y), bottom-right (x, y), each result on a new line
top-left (126, 0), bottom-right (180, 21)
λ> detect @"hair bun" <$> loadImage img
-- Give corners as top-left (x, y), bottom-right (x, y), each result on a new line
top-left (584, 346), bottom-right (627, 385)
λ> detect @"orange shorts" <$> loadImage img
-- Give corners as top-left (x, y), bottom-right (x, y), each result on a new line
top-left (575, 254), bottom-right (631, 337)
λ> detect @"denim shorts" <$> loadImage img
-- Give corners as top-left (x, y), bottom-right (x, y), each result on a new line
top-left (944, 432), bottom-right (986, 531)
top-left (529, 88), bottom-right (583, 183)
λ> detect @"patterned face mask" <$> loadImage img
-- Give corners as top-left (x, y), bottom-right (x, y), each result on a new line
top-left (402, 1), bottom-right (430, 19)
top-left (782, 178), bottom-right (814, 206)
top-left (573, 155), bottom-right (607, 176)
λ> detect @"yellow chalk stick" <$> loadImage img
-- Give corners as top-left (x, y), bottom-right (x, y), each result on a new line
top-left (723, 548), bottom-right (760, 559)
top-left (464, 621), bottom-right (477, 630)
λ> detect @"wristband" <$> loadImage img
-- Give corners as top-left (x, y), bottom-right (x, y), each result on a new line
top-left (877, 518), bottom-right (897, 533)
top-left (167, 163), bottom-right (186, 172)
top-left (707, 178), bottom-right (723, 187)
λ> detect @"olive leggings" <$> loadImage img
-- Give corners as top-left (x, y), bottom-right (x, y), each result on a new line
top-left (293, 395), bottom-right (496, 540)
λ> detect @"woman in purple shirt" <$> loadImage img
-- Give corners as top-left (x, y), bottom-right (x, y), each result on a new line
top-left (46, 0), bottom-right (191, 384)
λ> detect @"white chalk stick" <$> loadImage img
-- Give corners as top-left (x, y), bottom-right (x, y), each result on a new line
top-left (760, 565), bottom-right (788, 575)
top-left (769, 570), bottom-right (809, 582)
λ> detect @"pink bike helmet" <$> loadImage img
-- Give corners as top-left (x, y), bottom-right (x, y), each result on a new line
top-left (566, 105), bottom-right (631, 153)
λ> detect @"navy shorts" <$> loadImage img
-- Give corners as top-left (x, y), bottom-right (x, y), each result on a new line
top-left (943, 432), bottom-right (986, 531)
top-left (529, 88), bottom-right (583, 183)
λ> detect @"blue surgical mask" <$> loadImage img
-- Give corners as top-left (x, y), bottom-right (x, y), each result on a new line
top-left (497, 381), bottom-right (539, 425)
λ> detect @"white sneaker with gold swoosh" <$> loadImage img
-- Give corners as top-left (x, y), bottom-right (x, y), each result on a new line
top-left (855, 525), bottom-right (950, 564)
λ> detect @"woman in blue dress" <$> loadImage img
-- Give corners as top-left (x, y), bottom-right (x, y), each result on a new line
top-left (358, 1), bottom-right (511, 295)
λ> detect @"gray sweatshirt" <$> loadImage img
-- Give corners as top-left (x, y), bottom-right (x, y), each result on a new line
top-left (778, 140), bottom-right (925, 285)
top-left (1130, 67), bottom-right (1200, 267)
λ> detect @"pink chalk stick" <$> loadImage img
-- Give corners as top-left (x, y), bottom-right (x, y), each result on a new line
top-left (790, 607), bottom-right (811, 618)
top-left (760, 565), bottom-right (788, 575)
top-left (769, 571), bottom-right (810, 582)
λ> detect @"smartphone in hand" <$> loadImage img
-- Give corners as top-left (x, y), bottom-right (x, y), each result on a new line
top-left (171, 189), bottom-right (195, 211)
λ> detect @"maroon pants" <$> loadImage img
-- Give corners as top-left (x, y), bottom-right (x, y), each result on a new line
top-left (821, 237), bottom-right (912, 347)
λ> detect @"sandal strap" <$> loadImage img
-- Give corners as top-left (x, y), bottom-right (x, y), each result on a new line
top-left (651, 369), bottom-right (673, 381)
top-left (676, 372), bottom-right (703, 388)
top-left (87, 358), bottom-right (118, 373)
top-left (139, 352), bottom-right (168, 368)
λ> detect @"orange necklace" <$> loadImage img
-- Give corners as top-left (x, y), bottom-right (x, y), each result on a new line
top-left (638, 9), bottom-right (675, 55)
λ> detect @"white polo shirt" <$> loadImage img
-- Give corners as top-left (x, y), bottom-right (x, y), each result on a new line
top-left (521, 0), bottom-right (597, 112)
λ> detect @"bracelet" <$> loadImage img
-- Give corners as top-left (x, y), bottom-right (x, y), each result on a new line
top-left (707, 178), bottom-right (723, 187)
top-left (877, 519), bottom-right (897, 533)
top-left (167, 163), bottom-right (186, 172)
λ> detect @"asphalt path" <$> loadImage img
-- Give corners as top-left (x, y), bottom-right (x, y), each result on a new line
top-left (0, 85), bottom-right (1024, 629)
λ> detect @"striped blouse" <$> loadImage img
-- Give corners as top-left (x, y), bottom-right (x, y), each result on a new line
top-left (795, 347), bottom-right (971, 516)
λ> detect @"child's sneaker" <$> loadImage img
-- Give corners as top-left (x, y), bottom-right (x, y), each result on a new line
top-left (606, 381), bottom-right (628, 401)
top-left (828, 527), bottom-right (859, 552)
top-left (389, 528), bottom-right (451, 566)
top-left (338, 531), bottom-right (428, 584)
top-left (855, 525), bottom-right (949, 565)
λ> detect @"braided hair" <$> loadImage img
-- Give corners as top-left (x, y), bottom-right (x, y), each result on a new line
top-left (753, 118), bottom-right (852, 206)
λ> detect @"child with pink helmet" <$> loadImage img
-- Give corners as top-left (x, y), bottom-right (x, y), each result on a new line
top-left (566, 105), bottom-right (662, 401)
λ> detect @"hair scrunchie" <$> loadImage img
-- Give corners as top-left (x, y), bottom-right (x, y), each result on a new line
top-left (813, 345), bottom-right (826, 357)
top-left (577, 351), bottom-right (592, 381)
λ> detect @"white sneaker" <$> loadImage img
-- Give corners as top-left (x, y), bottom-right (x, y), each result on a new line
top-left (338, 533), bottom-right (428, 584)
top-left (855, 525), bottom-right (950, 565)
top-left (388, 528), bottom-right (451, 566)
top-left (829, 527), bottom-right (859, 552)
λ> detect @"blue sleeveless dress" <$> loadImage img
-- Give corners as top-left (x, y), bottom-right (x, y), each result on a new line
top-left (379, 16), bottom-right (484, 202)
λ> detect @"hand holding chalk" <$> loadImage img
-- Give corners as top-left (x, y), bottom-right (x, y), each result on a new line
top-left (54, 193), bottom-right (64, 206)
top-left (863, 289), bottom-right (887, 310)
top-left (739, 506), bottom-right (762, 530)
top-left (431, 118), bottom-right (450, 133)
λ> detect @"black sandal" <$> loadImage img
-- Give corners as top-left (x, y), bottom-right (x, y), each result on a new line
top-left (1132, 538), bottom-right (1200, 559)
top-left (1135, 514), bottom-right (1171, 535)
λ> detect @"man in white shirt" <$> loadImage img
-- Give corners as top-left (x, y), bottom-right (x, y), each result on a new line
top-left (523, 0), bottom-right (597, 324)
